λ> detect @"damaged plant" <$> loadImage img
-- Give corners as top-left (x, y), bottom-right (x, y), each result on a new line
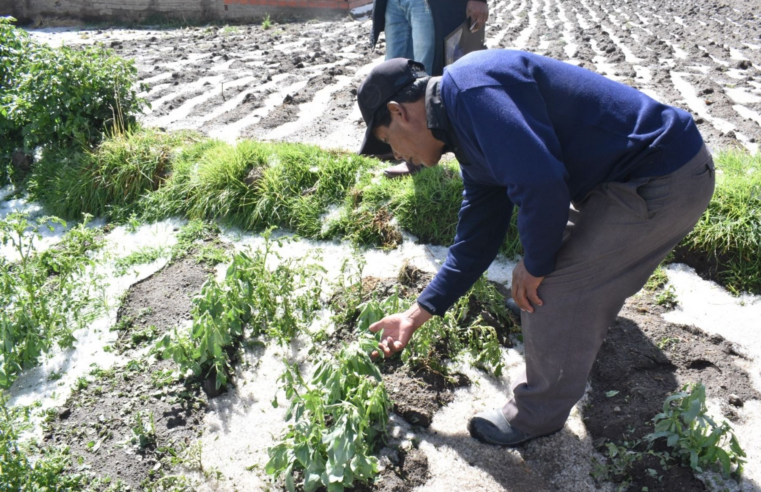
top-left (402, 277), bottom-right (511, 376)
top-left (645, 383), bottom-right (746, 477)
top-left (155, 229), bottom-right (323, 391)
top-left (266, 335), bottom-right (391, 492)
top-left (0, 212), bottom-right (104, 388)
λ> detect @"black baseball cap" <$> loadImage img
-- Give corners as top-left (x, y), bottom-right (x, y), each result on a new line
top-left (357, 58), bottom-right (428, 156)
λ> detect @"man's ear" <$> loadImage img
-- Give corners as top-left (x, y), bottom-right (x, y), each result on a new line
top-left (387, 101), bottom-right (408, 123)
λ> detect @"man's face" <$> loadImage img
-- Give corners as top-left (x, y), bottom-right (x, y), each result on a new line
top-left (372, 101), bottom-right (444, 167)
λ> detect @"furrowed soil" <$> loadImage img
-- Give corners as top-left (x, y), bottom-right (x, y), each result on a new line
top-left (47, 256), bottom-right (213, 489)
top-left (584, 293), bottom-right (760, 490)
top-left (30, 0), bottom-right (759, 153)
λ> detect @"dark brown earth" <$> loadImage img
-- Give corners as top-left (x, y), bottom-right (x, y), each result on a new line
top-left (583, 292), bottom-right (760, 490)
top-left (381, 358), bottom-right (471, 428)
top-left (113, 256), bottom-right (212, 352)
top-left (352, 447), bottom-right (430, 492)
top-left (46, 256), bottom-right (213, 490)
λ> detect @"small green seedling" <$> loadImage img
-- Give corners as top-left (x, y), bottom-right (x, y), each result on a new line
top-left (645, 383), bottom-right (745, 477)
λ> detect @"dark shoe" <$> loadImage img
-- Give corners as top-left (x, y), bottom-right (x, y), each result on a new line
top-left (505, 297), bottom-right (521, 318)
top-left (383, 161), bottom-right (422, 178)
top-left (468, 408), bottom-right (537, 447)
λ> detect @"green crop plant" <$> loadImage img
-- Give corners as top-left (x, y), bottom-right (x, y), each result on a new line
top-left (645, 383), bottom-right (746, 476)
top-left (655, 285), bottom-right (678, 309)
top-left (0, 394), bottom-right (86, 489)
top-left (680, 149), bottom-right (761, 294)
top-left (156, 230), bottom-right (323, 390)
top-left (344, 274), bottom-right (510, 376)
top-left (327, 255), bottom-right (367, 329)
top-left (262, 14), bottom-right (272, 30)
top-left (1, 17), bottom-right (145, 173)
top-left (267, 335), bottom-right (391, 492)
top-left (126, 410), bottom-right (158, 450)
top-left (591, 440), bottom-right (669, 491)
top-left (355, 287), bottom-right (406, 333)
top-left (0, 213), bottom-right (104, 388)
top-left (401, 277), bottom-right (511, 376)
top-left (28, 127), bottom-right (199, 221)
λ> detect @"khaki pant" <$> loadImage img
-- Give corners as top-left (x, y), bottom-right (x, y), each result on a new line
top-left (504, 144), bottom-right (715, 435)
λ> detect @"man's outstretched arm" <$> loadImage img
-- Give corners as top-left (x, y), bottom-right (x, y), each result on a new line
top-left (369, 179), bottom-right (514, 357)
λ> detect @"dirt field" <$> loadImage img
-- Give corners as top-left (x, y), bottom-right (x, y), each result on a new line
top-left (16, 0), bottom-right (761, 491)
top-left (29, 0), bottom-right (761, 154)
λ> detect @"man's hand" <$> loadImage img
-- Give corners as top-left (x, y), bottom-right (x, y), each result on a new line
top-left (369, 303), bottom-right (432, 359)
top-left (466, 1), bottom-right (490, 32)
top-left (511, 260), bottom-right (545, 313)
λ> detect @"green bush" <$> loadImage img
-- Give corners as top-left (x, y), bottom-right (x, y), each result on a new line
top-left (680, 149), bottom-right (761, 294)
top-left (0, 16), bottom-right (145, 183)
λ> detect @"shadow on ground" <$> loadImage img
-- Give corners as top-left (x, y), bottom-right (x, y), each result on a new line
top-left (409, 297), bottom-right (761, 491)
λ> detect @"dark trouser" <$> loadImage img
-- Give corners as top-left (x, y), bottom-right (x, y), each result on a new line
top-left (504, 144), bottom-right (715, 436)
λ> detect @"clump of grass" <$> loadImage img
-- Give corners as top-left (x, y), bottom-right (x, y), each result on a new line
top-left (152, 140), bottom-right (377, 237)
top-left (330, 160), bottom-right (521, 255)
top-left (333, 162), bottom-right (462, 246)
top-left (679, 149), bottom-right (761, 294)
top-left (28, 127), bottom-right (199, 221)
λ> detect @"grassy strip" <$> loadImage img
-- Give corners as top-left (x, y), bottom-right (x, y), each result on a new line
top-left (679, 149), bottom-right (761, 294)
top-left (29, 128), bottom-right (521, 254)
top-left (22, 127), bottom-right (761, 294)
top-left (145, 139), bottom-right (382, 239)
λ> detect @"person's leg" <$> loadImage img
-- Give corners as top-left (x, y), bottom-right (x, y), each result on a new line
top-left (380, 0), bottom-right (434, 178)
top-left (384, 0), bottom-right (412, 61)
top-left (404, 0), bottom-right (435, 75)
top-left (502, 145), bottom-right (715, 437)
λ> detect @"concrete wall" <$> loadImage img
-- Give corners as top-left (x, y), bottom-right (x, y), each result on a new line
top-left (10, 0), bottom-right (371, 24)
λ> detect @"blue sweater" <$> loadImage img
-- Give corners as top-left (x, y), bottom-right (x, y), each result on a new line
top-left (416, 49), bottom-right (703, 316)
